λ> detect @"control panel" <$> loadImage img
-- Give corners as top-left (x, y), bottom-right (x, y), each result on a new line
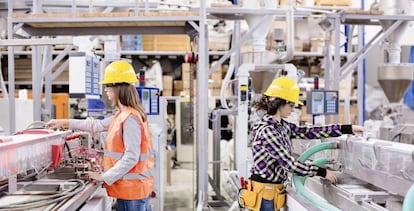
top-left (306, 90), bottom-right (339, 115)
top-left (324, 91), bottom-right (339, 114)
top-left (136, 87), bottom-right (160, 115)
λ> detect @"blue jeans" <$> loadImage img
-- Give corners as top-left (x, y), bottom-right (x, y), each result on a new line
top-left (116, 197), bottom-right (150, 211)
top-left (261, 199), bottom-right (275, 211)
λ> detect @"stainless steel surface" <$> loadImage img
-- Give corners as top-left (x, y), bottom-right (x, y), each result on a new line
top-left (58, 182), bottom-right (99, 211)
top-left (377, 63), bottom-right (414, 103)
top-left (285, 190), bottom-right (323, 211)
top-left (388, 124), bottom-right (414, 144)
top-left (0, 179), bottom-right (91, 210)
top-left (339, 137), bottom-right (414, 197)
top-left (304, 176), bottom-right (393, 211)
top-left (240, 52), bottom-right (288, 94)
top-left (291, 136), bottom-right (414, 210)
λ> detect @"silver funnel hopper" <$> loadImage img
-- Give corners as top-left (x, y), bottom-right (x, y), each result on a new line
top-left (378, 63), bottom-right (413, 103)
top-left (241, 51), bottom-right (278, 94)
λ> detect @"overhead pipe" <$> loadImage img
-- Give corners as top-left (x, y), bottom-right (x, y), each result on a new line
top-left (241, 0), bottom-right (294, 62)
top-left (273, 0), bottom-right (294, 63)
top-left (379, 0), bottom-right (414, 64)
top-left (242, 0), bottom-right (277, 52)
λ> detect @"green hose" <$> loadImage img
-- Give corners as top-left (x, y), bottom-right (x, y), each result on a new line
top-left (298, 142), bottom-right (338, 162)
top-left (296, 157), bottom-right (331, 184)
top-left (403, 184), bottom-right (414, 211)
top-left (293, 142), bottom-right (341, 211)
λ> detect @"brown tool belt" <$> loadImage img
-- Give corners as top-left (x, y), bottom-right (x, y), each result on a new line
top-left (239, 180), bottom-right (286, 211)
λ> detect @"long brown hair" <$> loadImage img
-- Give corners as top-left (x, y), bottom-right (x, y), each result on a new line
top-left (111, 83), bottom-right (147, 122)
top-left (253, 95), bottom-right (287, 115)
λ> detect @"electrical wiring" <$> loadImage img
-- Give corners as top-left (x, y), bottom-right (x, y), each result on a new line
top-left (0, 162), bottom-right (52, 192)
top-left (0, 179), bottom-right (86, 211)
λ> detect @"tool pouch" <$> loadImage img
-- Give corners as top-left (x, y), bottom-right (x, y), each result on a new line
top-left (239, 180), bottom-right (286, 211)
top-left (239, 180), bottom-right (264, 211)
top-left (261, 182), bottom-right (286, 210)
top-left (239, 188), bottom-right (259, 209)
top-left (274, 188), bottom-right (286, 210)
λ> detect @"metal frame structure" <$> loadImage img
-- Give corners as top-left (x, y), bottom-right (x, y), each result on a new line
top-left (326, 13), bottom-right (414, 125)
top-left (4, 1), bottom-right (414, 210)
top-left (1, 2), bottom-right (315, 209)
top-left (2, 0), bottom-right (200, 133)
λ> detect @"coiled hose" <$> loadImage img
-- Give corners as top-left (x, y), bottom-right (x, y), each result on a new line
top-left (292, 142), bottom-right (341, 211)
top-left (403, 183), bottom-right (414, 211)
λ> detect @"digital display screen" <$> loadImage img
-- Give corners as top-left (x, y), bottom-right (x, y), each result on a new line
top-left (313, 93), bottom-right (323, 101)
top-left (142, 91), bottom-right (149, 100)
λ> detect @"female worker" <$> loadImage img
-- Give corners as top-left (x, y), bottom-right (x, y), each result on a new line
top-left (46, 61), bottom-right (154, 211)
top-left (242, 77), bottom-right (364, 211)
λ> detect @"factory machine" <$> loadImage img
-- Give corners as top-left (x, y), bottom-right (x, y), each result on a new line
top-left (209, 0), bottom-right (414, 210)
top-left (0, 130), bottom-right (110, 211)
top-left (0, 86), bottom-right (166, 211)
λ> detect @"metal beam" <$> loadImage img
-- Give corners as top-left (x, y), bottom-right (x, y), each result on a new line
top-left (21, 26), bottom-right (191, 36)
top-left (208, 15), bottom-right (274, 75)
top-left (339, 20), bottom-right (403, 78)
top-left (42, 45), bottom-right (72, 77)
top-left (51, 60), bottom-right (69, 81)
top-left (0, 38), bottom-right (73, 46)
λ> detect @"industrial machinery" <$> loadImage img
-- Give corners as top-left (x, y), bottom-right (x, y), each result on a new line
top-left (0, 86), bottom-right (166, 211)
top-left (0, 129), bottom-right (110, 210)
top-left (215, 0), bottom-right (414, 210)
top-left (137, 86), bottom-right (167, 211)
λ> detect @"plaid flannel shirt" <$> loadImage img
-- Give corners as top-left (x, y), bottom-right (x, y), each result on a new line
top-left (250, 114), bottom-right (344, 183)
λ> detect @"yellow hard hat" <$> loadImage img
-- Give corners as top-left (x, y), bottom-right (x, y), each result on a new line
top-left (264, 77), bottom-right (303, 105)
top-left (99, 61), bottom-right (138, 84)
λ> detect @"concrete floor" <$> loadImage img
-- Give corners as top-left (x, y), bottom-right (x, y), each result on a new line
top-left (164, 168), bottom-right (196, 210)
top-left (163, 165), bottom-right (233, 211)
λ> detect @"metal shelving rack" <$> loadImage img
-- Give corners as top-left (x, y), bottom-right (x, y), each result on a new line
top-left (3, 0), bottom-right (201, 132)
top-left (5, 1), bottom-right (413, 210)
top-left (2, 1), bottom-right (211, 209)
top-left (0, 1), bottom-right (350, 210)
top-left (2, 2), bottom-right (206, 211)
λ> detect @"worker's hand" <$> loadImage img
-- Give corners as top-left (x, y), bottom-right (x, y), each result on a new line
top-left (352, 125), bottom-right (364, 134)
top-left (45, 119), bottom-right (68, 129)
top-left (88, 172), bottom-right (103, 182)
top-left (325, 169), bottom-right (337, 184)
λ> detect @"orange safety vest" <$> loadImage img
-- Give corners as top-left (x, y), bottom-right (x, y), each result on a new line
top-left (102, 107), bottom-right (154, 200)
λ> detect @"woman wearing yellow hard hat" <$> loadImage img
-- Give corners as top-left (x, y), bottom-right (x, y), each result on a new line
top-left (239, 77), bottom-right (364, 211)
top-left (46, 61), bottom-right (154, 211)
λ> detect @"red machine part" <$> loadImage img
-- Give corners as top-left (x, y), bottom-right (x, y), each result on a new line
top-left (51, 144), bottom-right (64, 168)
top-left (0, 137), bottom-right (13, 143)
top-left (185, 51), bottom-right (199, 64)
top-left (65, 133), bottom-right (81, 141)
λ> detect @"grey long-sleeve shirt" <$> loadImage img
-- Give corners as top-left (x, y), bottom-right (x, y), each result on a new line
top-left (69, 115), bottom-right (142, 185)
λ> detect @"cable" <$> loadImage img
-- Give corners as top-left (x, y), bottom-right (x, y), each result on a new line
top-left (0, 179), bottom-right (85, 210)
top-left (65, 141), bottom-right (73, 158)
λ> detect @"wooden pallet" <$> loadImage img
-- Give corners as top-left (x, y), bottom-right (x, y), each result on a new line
top-left (52, 45), bottom-right (79, 51)
top-left (315, 0), bottom-right (351, 6)
top-left (210, 2), bottom-right (240, 8)
top-left (343, 9), bottom-right (384, 15)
